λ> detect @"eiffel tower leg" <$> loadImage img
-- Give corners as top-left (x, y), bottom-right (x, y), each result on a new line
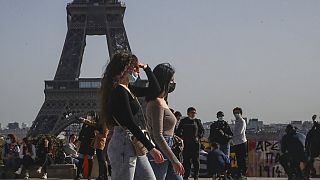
top-left (54, 14), bottom-right (87, 80)
top-left (106, 14), bottom-right (131, 57)
top-left (29, 17), bottom-right (88, 136)
top-left (28, 99), bottom-right (68, 137)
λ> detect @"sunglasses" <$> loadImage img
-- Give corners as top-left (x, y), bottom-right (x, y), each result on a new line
top-left (190, 111), bottom-right (197, 114)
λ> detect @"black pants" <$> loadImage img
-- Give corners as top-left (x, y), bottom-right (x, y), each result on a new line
top-left (21, 155), bottom-right (34, 170)
top-left (96, 149), bottom-right (108, 178)
top-left (279, 153), bottom-right (302, 178)
top-left (39, 154), bottom-right (53, 173)
top-left (305, 156), bottom-right (317, 177)
top-left (77, 156), bottom-right (93, 178)
top-left (183, 141), bottom-right (200, 179)
top-left (233, 142), bottom-right (247, 176)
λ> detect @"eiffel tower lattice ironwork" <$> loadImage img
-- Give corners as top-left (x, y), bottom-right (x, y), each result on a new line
top-left (28, 0), bottom-right (132, 136)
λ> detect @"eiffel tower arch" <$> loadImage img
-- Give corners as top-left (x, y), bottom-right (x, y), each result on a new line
top-left (28, 0), bottom-right (132, 137)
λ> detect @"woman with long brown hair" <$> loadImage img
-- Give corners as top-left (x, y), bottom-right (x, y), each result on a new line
top-left (100, 52), bottom-right (164, 180)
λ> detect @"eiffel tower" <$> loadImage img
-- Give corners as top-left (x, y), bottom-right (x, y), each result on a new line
top-left (28, 0), bottom-right (132, 136)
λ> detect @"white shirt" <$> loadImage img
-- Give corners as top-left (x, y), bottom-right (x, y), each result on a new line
top-left (232, 118), bottom-right (247, 145)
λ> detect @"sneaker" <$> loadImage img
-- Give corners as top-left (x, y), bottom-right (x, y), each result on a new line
top-left (24, 172), bottom-right (29, 179)
top-left (37, 167), bottom-right (42, 174)
top-left (15, 167), bottom-right (22, 175)
top-left (41, 173), bottom-right (47, 179)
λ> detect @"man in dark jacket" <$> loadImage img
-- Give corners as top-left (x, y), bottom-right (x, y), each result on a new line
top-left (305, 115), bottom-right (320, 177)
top-left (279, 124), bottom-right (307, 179)
top-left (176, 107), bottom-right (205, 180)
top-left (209, 111), bottom-right (233, 156)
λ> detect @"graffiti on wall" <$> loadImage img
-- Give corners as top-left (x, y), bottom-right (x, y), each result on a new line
top-left (230, 140), bottom-right (285, 177)
top-left (248, 140), bottom-right (284, 177)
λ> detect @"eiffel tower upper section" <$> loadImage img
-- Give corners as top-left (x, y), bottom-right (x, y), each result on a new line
top-left (55, 0), bottom-right (131, 81)
top-left (28, 0), bottom-right (131, 136)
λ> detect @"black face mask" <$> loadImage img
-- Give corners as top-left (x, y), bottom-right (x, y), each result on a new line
top-left (168, 82), bottom-right (176, 93)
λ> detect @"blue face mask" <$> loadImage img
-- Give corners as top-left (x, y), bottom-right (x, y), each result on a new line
top-left (6, 139), bottom-right (12, 144)
top-left (128, 72), bottom-right (139, 83)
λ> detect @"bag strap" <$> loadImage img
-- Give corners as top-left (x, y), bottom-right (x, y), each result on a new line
top-left (113, 116), bottom-right (126, 130)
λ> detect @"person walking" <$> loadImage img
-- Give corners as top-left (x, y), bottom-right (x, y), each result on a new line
top-left (279, 124), bottom-right (307, 179)
top-left (305, 114), bottom-right (320, 178)
top-left (36, 135), bottom-right (54, 179)
top-left (100, 53), bottom-right (164, 180)
top-left (146, 63), bottom-right (184, 180)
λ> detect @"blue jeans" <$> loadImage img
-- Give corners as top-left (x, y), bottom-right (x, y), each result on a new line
top-left (107, 126), bottom-right (156, 180)
top-left (148, 136), bottom-right (183, 180)
top-left (219, 143), bottom-right (230, 157)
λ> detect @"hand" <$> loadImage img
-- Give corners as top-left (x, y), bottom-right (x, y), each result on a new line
top-left (219, 129), bottom-right (224, 135)
top-left (138, 63), bottom-right (148, 69)
top-left (149, 148), bottom-right (164, 164)
top-left (172, 162), bottom-right (185, 176)
top-left (79, 117), bottom-right (85, 123)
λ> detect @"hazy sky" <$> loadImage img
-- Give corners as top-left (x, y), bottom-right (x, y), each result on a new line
top-left (1, 0), bottom-right (320, 127)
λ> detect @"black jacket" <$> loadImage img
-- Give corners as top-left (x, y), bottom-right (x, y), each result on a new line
top-left (305, 122), bottom-right (320, 157)
top-left (78, 123), bottom-right (96, 156)
top-left (209, 120), bottom-right (233, 145)
top-left (176, 117), bottom-right (204, 142)
top-left (281, 130), bottom-right (305, 160)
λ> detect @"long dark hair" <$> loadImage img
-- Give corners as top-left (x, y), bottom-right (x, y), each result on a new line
top-left (146, 63), bottom-right (175, 102)
top-left (100, 52), bottom-right (137, 128)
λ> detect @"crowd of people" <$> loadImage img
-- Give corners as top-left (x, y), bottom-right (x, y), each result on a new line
top-left (1, 134), bottom-right (54, 179)
top-left (1, 52), bottom-right (320, 180)
top-left (98, 53), bottom-right (251, 180)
